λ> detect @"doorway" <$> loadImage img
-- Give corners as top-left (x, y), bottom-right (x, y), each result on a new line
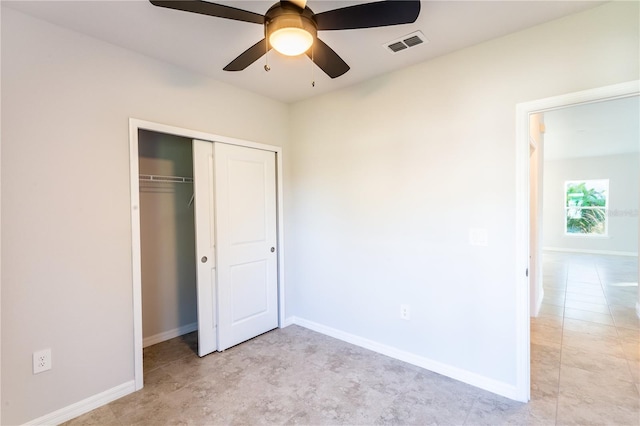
top-left (129, 119), bottom-right (286, 390)
top-left (527, 93), bottom-right (640, 419)
top-left (515, 80), bottom-right (640, 402)
top-left (138, 130), bottom-right (198, 350)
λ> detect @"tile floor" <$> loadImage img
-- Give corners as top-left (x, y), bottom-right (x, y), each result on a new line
top-left (66, 252), bottom-right (638, 425)
top-left (531, 251), bottom-right (639, 425)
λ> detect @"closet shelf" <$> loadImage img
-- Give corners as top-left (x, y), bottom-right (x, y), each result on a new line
top-left (139, 174), bottom-right (193, 184)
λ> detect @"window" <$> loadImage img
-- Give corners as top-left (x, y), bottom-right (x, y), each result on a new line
top-left (565, 179), bottom-right (608, 236)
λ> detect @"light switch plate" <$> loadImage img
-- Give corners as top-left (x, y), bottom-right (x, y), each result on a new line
top-left (469, 228), bottom-right (488, 246)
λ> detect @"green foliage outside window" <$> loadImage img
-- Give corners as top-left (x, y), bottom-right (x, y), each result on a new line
top-left (565, 181), bottom-right (608, 235)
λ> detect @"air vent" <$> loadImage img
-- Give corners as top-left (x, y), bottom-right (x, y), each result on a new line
top-left (383, 31), bottom-right (428, 55)
top-left (388, 42), bottom-right (408, 53)
top-left (403, 35), bottom-right (423, 47)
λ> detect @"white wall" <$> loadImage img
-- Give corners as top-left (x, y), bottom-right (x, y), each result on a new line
top-left (1, 8), bottom-right (289, 425)
top-left (530, 114), bottom-right (544, 315)
top-left (543, 154), bottom-right (639, 254)
top-left (288, 1), bottom-right (638, 394)
top-left (138, 131), bottom-right (197, 343)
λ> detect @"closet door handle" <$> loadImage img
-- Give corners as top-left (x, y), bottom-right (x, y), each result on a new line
top-left (270, 247), bottom-right (275, 253)
top-left (201, 256), bottom-right (208, 263)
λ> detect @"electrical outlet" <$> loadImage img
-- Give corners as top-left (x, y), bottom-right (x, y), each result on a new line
top-left (400, 304), bottom-right (411, 320)
top-left (33, 349), bottom-right (52, 374)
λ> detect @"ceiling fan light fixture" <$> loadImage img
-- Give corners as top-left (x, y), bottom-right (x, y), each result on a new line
top-left (268, 14), bottom-right (316, 57)
top-left (150, 0), bottom-right (422, 78)
top-left (270, 27), bottom-right (313, 56)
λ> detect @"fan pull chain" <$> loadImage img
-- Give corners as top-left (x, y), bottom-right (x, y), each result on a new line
top-left (311, 45), bottom-right (315, 87)
top-left (264, 23), bottom-right (271, 72)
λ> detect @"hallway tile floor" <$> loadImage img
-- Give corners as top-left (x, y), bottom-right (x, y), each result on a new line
top-left (65, 252), bottom-right (638, 425)
top-left (531, 251), bottom-right (639, 425)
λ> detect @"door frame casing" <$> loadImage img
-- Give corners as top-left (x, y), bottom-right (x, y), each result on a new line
top-left (128, 118), bottom-right (286, 390)
top-left (514, 80), bottom-right (640, 402)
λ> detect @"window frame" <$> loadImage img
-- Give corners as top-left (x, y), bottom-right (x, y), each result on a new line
top-left (563, 179), bottom-right (609, 237)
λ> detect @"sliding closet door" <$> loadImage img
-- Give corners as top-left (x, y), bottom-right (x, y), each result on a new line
top-left (214, 142), bottom-right (278, 351)
top-left (192, 140), bottom-right (217, 356)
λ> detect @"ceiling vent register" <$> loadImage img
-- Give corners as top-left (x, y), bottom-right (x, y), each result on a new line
top-left (384, 31), bottom-right (427, 54)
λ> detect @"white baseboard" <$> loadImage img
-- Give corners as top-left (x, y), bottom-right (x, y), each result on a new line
top-left (143, 322), bottom-right (197, 348)
top-left (544, 247), bottom-right (638, 257)
top-left (290, 316), bottom-right (522, 402)
top-left (281, 316), bottom-right (296, 328)
top-left (24, 380), bottom-right (135, 426)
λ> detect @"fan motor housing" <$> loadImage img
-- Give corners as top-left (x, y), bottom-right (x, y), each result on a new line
top-left (264, 3), bottom-right (318, 42)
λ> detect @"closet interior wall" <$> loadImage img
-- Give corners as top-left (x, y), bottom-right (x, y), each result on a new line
top-left (138, 130), bottom-right (197, 346)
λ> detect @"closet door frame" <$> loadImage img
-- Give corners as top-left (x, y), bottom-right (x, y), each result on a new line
top-left (128, 118), bottom-right (286, 391)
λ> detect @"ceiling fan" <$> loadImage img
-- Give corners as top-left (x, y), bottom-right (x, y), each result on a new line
top-left (149, 0), bottom-right (421, 78)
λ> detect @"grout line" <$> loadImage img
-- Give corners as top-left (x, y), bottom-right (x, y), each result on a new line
top-left (595, 261), bottom-right (614, 319)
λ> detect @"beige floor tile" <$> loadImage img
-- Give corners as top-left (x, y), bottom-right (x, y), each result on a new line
top-left (531, 342), bottom-right (561, 364)
top-left (566, 272), bottom-right (600, 285)
top-left (610, 303), bottom-right (640, 314)
top-left (563, 308), bottom-right (614, 326)
top-left (531, 324), bottom-right (563, 348)
top-left (556, 393), bottom-right (640, 426)
top-left (604, 285), bottom-right (638, 298)
top-left (562, 318), bottom-right (617, 338)
top-left (612, 310), bottom-right (640, 331)
top-left (564, 299), bottom-right (610, 315)
top-left (543, 289), bottom-right (567, 304)
top-left (564, 292), bottom-right (609, 306)
top-left (618, 327), bottom-right (640, 344)
top-left (629, 359), bottom-right (640, 384)
top-left (600, 274), bottom-right (639, 285)
top-left (607, 296), bottom-right (638, 308)
top-left (531, 358), bottom-right (561, 400)
top-left (560, 345), bottom-right (635, 384)
top-left (559, 364), bottom-right (639, 403)
top-left (538, 303), bottom-right (564, 318)
top-left (544, 283), bottom-right (567, 292)
top-left (621, 341), bottom-right (640, 363)
top-left (532, 314), bottom-right (564, 329)
top-left (562, 331), bottom-right (626, 358)
top-left (566, 283), bottom-right (606, 298)
top-left (557, 365), bottom-right (639, 425)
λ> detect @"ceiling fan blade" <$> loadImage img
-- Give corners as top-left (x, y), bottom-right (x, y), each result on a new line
top-left (315, 0), bottom-right (420, 31)
top-left (224, 39), bottom-right (268, 71)
top-left (149, 0), bottom-right (264, 25)
top-left (306, 38), bottom-right (350, 79)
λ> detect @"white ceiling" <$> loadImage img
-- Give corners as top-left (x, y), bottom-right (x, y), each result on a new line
top-left (4, 0), bottom-right (606, 103)
top-left (543, 96), bottom-right (640, 161)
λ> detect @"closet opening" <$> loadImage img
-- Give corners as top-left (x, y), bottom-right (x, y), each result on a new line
top-left (130, 118), bottom-right (286, 390)
top-left (138, 129), bottom-right (199, 360)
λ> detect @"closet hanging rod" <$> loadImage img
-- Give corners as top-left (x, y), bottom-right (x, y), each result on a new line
top-left (139, 174), bottom-right (193, 184)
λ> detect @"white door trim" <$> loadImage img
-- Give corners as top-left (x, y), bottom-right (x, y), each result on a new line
top-left (192, 140), bottom-right (218, 357)
top-left (128, 118), bottom-right (286, 390)
top-left (514, 80), bottom-right (639, 402)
